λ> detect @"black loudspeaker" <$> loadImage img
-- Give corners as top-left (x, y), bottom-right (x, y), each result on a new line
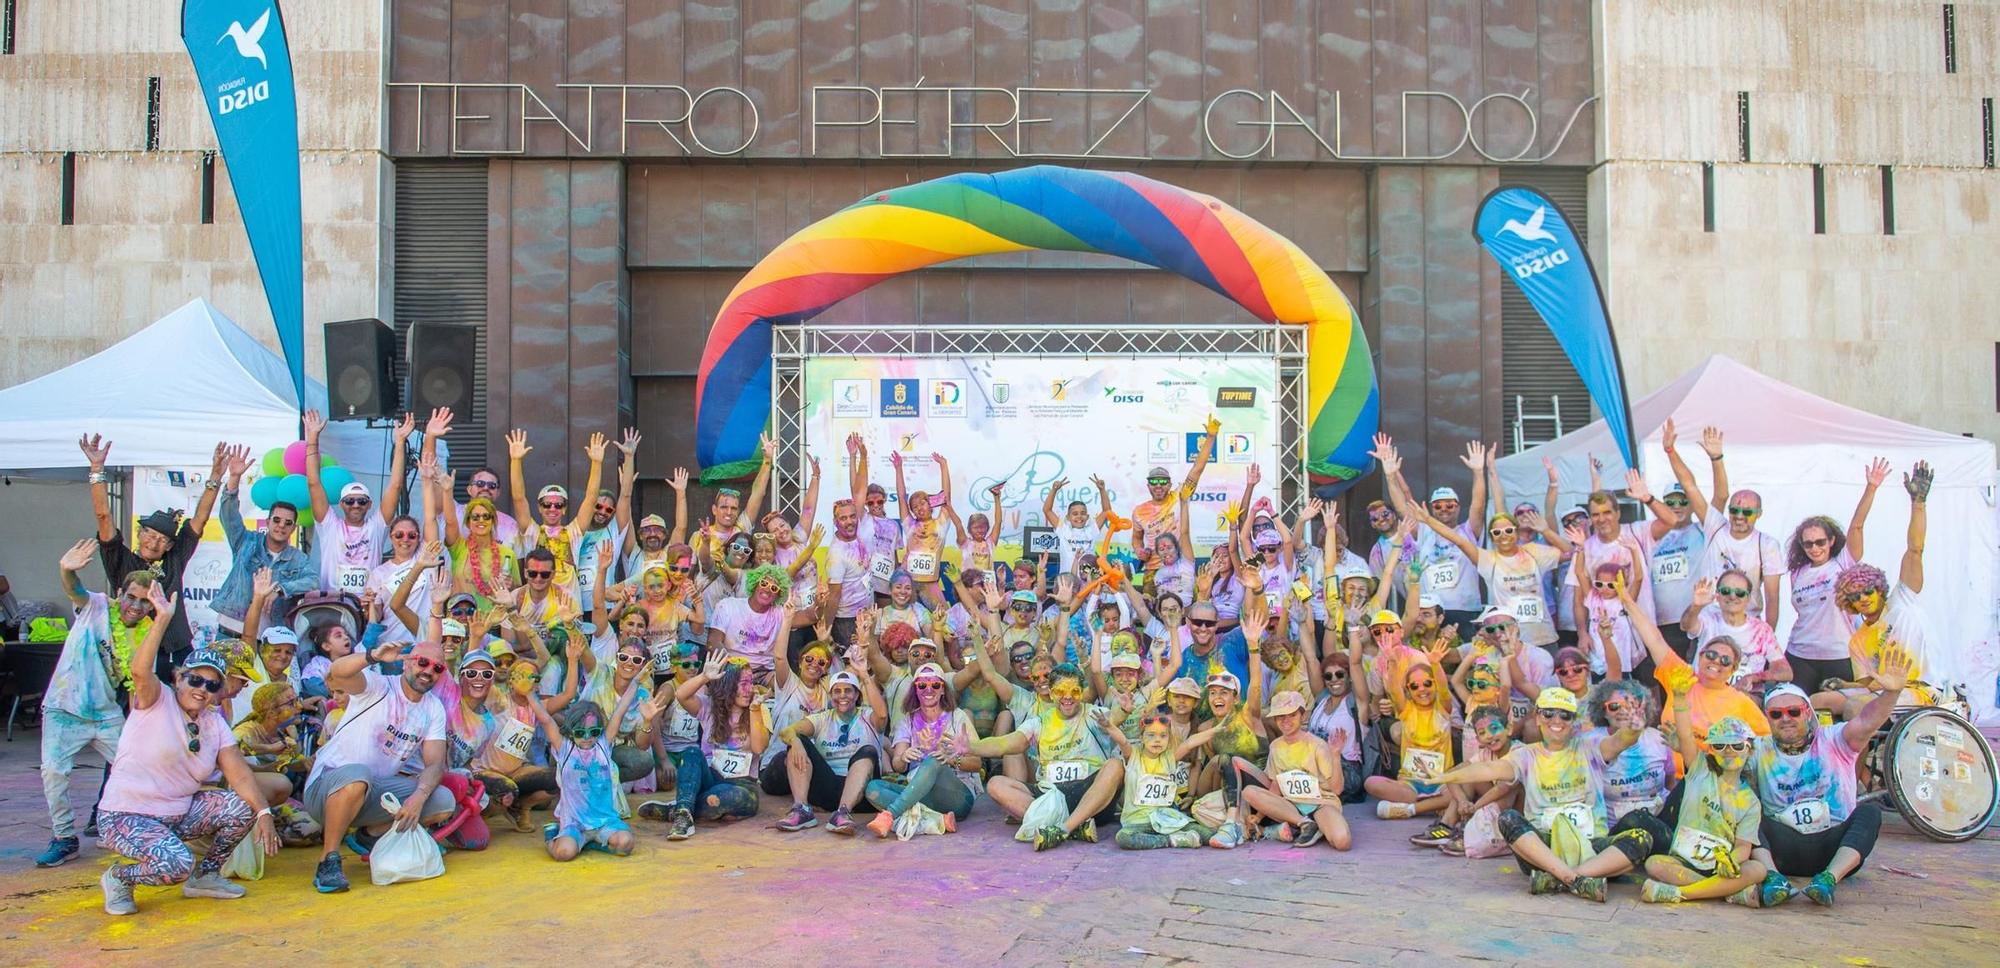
top-left (323, 317), bottom-right (397, 419)
top-left (407, 323), bottom-right (477, 418)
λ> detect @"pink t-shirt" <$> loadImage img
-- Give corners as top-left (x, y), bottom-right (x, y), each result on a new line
top-left (708, 597), bottom-right (784, 672)
top-left (100, 695), bottom-right (236, 816)
top-left (1787, 551), bottom-right (1857, 661)
top-left (1563, 525), bottom-right (1657, 622)
top-left (1687, 604), bottom-right (1782, 684)
top-left (825, 535), bottom-right (876, 619)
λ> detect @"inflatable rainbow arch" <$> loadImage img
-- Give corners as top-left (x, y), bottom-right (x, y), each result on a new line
top-left (694, 165), bottom-right (1378, 489)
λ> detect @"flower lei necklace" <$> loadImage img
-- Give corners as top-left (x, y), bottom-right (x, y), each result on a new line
top-left (465, 538), bottom-right (506, 598)
top-left (105, 608), bottom-right (148, 690)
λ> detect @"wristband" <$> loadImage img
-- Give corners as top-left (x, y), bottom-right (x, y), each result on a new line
top-left (255, 806), bottom-right (274, 819)
top-left (1709, 454), bottom-right (1724, 461)
top-left (88, 470), bottom-right (108, 485)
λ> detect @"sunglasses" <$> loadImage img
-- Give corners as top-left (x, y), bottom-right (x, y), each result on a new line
top-left (1327, 669), bottom-right (1348, 680)
top-left (595, 505), bottom-right (616, 515)
top-left (342, 497), bottom-right (372, 507)
top-left (1699, 650), bottom-right (1738, 667)
top-left (669, 564), bottom-right (694, 575)
top-left (1538, 708), bottom-right (1576, 721)
top-left (467, 513), bottom-right (495, 522)
top-left (182, 671), bottom-right (224, 694)
top-left (1604, 702), bottom-right (1631, 715)
top-left (461, 668), bottom-right (496, 681)
top-left (1480, 623), bottom-right (1510, 635)
top-left (407, 656), bottom-right (446, 673)
top-left (511, 670), bottom-right (542, 682)
top-left (1591, 580), bottom-right (1617, 590)
top-left (1368, 625), bottom-right (1397, 636)
top-left (1767, 705), bottom-right (1810, 721)
top-left (1010, 653), bottom-right (1034, 665)
top-left (1726, 505), bottom-right (1760, 517)
top-left (1717, 586), bottom-right (1751, 599)
top-left (1556, 663), bottom-right (1587, 674)
top-left (1146, 478), bottom-right (1171, 486)
top-left (674, 659), bottom-right (701, 669)
top-left (571, 726), bottom-right (605, 740)
top-left (541, 500), bottom-right (566, 510)
top-left (1801, 537), bottom-right (1831, 549)
top-left (185, 720), bottom-right (202, 754)
top-left (617, 653), bottom-right (649, 666)
top-left (1663, 496), bottom-right (1690, 507)
top-left (470, 478), bottom-right (500, 489)
top-left (1489, 527), bottom-right (1516, 537)
top-left (525, 568), bottom-right (553, 579)
top-left (391, 530), bottom-right (421, 540)
top-left (1712, 741), bottom-right (1750, 753)
top-left (449, 606), bottom-right (477, 618)
top-left (915, 682), bottom-right (945, 693)
top-left (1188, 619), bottom-right (1218, 629)
top-left (1408, 679), bottom-right (1435, 690)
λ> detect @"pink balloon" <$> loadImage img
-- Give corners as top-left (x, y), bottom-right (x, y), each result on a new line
top-left (283, 440), bottom-right (308, 475)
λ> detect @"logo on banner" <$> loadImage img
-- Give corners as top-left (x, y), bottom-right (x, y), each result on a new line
top-left (928, 379), bottom-right (967, 417)
top-left (218, 10), bottom-right (271, 68)
top-left (899, 433), bottom-right (920, 451)
top-left (1498, 205), bottom-right (1557, 243)
top-left (1049, 379), bottom-right (1072, 401)
top-left (1216, 387), bottom-right (1257, 407)
top-left (1103, 386), bottom-right (1145, 404)
top-left (832, 380), bottom-right (871, 418)
top-left (880, 378), bottom-right (919, 417)
top-left (991, 382), bottom-right (1011, 404)
top-left (1146, 434), bottom-right (1178, 463)
top-left (1183, 433), bottom-right (1210, 463)
top-left (1221, 433), bottom-right (1255, 464)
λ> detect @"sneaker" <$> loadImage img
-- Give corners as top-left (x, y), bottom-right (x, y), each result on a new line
top-left (1528, 870), bottom-right (1564, 895)
top-left (1032, 825), bottom-right (1068, 852)
top-left (666, 808), bottom-right (695, 841)
top-left (940, 812), bottom-right (957, 834)
top-left (1275, 823), bottom-right (1296, 843)
top-left (1803, 871), bottom-right (1838, 907)
top-left (1167, 829), bottom-right (1203, 849)
top-left (868, 810), bottom-right (898, 839)
top-left (1439, 836), bottom-right (1467, 857)
top-left (1639, 879), bottom-right (1683, 904)
top-left (1759, 871), bottom-right (1797, 908)
top-left (776, 804), bottom-right (818, 832)
top-left (1725, 884), bottom-right (1761, 908)
top-left (1572, 876), bottom-right (1609, 903)
top-left (1208, 821), bottom-right (1244, 850)
top-left (1375, 800), bottom-right (1416, 820)
top-left (312, 852), bottom-right (349, 894)
top-left (1550, 815), bottom-right (1586, 870)
top-left (636, 801), bottom-right (673, 823)
top-left (826, 808), bottom-right (856, 835)
top-left (342, 829), bottom-right (379, 859)
top-left (1409, 821), bottom-right (1454, 848)
top-left (1294, 821), bottom-right (1324, 849)
top-left (1069, 818), bottom-right (1097, 844)
top-left (101, 866), bottom-right (137, 916)
top-left (34, 837), bottom-right (80, 868)
top-left (542, 821), bottom-right (559, 843)
top-left (84, 819), bottom-right (98, 838)
top-left (182, 872), bottom-right (247, 899)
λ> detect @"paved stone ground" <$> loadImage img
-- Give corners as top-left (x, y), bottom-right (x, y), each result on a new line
top-left (0, 730), bottom-right (1992, 967)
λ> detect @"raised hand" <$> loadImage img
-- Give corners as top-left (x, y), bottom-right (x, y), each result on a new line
top-left (146, 584), bottom-right (179, 621)
top-left (1660, 418), bottom-right (1679, 453)
top-left (1462, 441), bottom-right (1487, 471)
top-left (251, 567), bottom-right (274, 599)
top-left (1903, 461), bottom-right (1933, 503)
top-left (617, 428), bottom-right (641, 458)
top-left (809, 453), bottom-right (821, 477)
top-left (1369, 433), bottom-right (1401, 476)
top-left (302, 409), bottom-right (326, 440)
top-left (1517, 508), bottom-right (1547, 533)
top-left (210, 441), bottom-right (230, 476)
top-left (417, 539), bottom-right (446, 569)
top-left (392, 411), bottom-right (417, 442)
top-left (58, 538), bottom-right (96, 573)
top-left (1543, 456), bottom-right (1558, 484)
top-left (1562, 521), bottom-right (1587, 548)
top-left (224, 445), bottom-right (252, 481)
top-left (669, 467), bottom-right (689, 492)
top-left (807, 524), bottom-right (825, 545)
top-left (585, 432), bottom-right (608, 461)
top-left (1048, 477), bottom-right (1068, 499)
top-left (1204, 414), bottom-right (1221, 437)
top-left (426, 407), bottom-right (455, 438)
top-left (1245, 462), bottom-right (1262, 487)
top-left (78, 434), bottom-right (113, 468)
top-left (1624, 468), bottom-right (1652, 504)
top-left (417, 451), bottom-right (438, 483)
top-left (701, 652), bottom-right (727, 680)
top-left (1588, 453), bottom-right (1604, 476)
top-left (761, 434), bottom-right (778, 462)
top-left (1300, 497), bottom-right (1323, 521)
top-left (1689, 576), bottom-right (1715, 609)
top-left (1863, 457), bottom-right (1890, 489)
top-left (1874, 643), bottom-right (1913, 694)
top-left (888, 449), bottom-right (903, 469)
top-left (1088, 473), bottom-right (1106, 495)
top-left (507, 429), bottom-right (532, 460)
top-left (1699, 426), bottom-right (1725, 459)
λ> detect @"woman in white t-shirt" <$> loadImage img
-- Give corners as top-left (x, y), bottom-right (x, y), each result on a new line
top-left (1414, 506), bottom-right (1570, 647)
top-left (1681, 571), bottom-right (1788, 689)
top-left (1783, 459), bottom-right (1889, 691)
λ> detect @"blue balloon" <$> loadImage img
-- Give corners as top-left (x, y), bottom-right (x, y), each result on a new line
top-left (275, 473), bottom-right (312, 513)
top-left (249, 475), bottom-right (281, 510)
top-left (319, 466), bottom-right (356, 500)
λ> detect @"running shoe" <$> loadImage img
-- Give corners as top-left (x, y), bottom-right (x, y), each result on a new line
top-left (1208, 820), bottom-right (1244, 850)
top-left (1571, 876), bottom-right (1608, 903)
top-left (868, 810), bottom-right (898, 839)
top-left (1069, 818), bottom-right (1097, 844)
top-left (1032, 825), bottom-right (1068, 852)
top-left (542, 821), bottom-right (559, 842)
top-left (342, 829), bottom-right (379, 859)
top-left (181, 872), bottom-right (246, 899)
top-left (826, 808), bottom-right (857, 835)
top-left (34, 837), bottom-right (80, 868)
top-left (1167, 829), bottom-right (1204, 849)
top-left (1639, 879), bottom-right (1683, 904)
top-left (667, 807), bottom-right (695, 841)
top-left (1375, 800), bottom-right (1416, 820)
top-left (313, 851), bottom-right (349, 894)
top-left (102, 867), bottom-right (136, 916)
top-left (1527, 870), bottom-right (1564, 895)
top-left (636, 801), bottom-right (673, 823)
top-left (776, 804), bottom-right (818, 832)
top-left (1725, 884), bottom-right (1761, 908)
top-left (1294, 821), bottom-right (1324, 849)
top-left (1803, 871), bottom-right (1838, 907)
top-left (1759, 871), bottom-right (1797, 908)
top-left (1408, 821), bottom-right (1454, 848)
top-left (1438, 836), bottom-right (1467, 857)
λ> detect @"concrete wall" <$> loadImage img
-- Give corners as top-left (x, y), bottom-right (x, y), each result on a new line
top-left (1597, 0), bottom-right (2000, 443)
top-left (0, 1), bottom-right (392, 390)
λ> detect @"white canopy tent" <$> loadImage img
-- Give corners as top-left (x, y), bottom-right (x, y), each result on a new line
top-left (1497, 354), bottom-right (1998, 721)
top-left (0, 298), bottom-right (408, 487)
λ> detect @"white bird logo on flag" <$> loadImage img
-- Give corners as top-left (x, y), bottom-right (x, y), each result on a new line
top-left (218, 8), bottom-right (272, 69)
top-left (1499, 205), bottom-right (1557, 243)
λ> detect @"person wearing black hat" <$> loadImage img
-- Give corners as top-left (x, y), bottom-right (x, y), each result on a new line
top-left (80, 434), bottom-right (243, 673)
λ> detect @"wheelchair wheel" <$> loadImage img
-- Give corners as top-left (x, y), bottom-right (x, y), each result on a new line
top-left (1876, 707), bottom-right (1997, 842)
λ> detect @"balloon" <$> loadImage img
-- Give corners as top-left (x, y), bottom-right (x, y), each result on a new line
top-left (282, 441), bottom-right (308, 475)
top-left (320, 466), bottom-right (356, 499)
top-left (319, 453), bottom-right (340, 470)
top-left (261, 448), bottom-right (289, 479)
top-left (249, 476), bottom-right (282, 510)
top-left (275, 473), bottom-right (312, 512)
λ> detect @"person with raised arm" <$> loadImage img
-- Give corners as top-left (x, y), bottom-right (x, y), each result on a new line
top-left (1620, 576), bottom-right (1770, 740)
top-left (303, 408), bottom-right (414, 597)
top-left (439, 463), bottom-right (519, 611)
top-left (1132, 415), bottom-right (1220, 564)
top-left (846, 433), bottom-right (902, 601)
top-left (693, 435), bottom-right (776, 569)
top-left (1562, 468), bottom-right (1682, 640)
top-left (213, 443), bottom-right (318, 635)
top-left (1818, 461), bottom-right (1943, 713)
top-left (565, 428), bottom-right (641, 615)
top-left (1664, 423), bottom-right (1786, 627)
top-left (969, 661), bottom-right (1125, 852)
top-left (892, 450), bottom-right (965, 612)
top-left (506, 427), bottom-right (607, 592)
top-left (773, 663), bottom-right (888, 836)
top-left (1782, 459), bottom-right (1889, 692)
top-left (1370, 434), bottom-right (1489, 637)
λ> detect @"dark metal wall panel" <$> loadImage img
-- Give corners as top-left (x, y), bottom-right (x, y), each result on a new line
top-left (391, 162), bottom-right (491, 482)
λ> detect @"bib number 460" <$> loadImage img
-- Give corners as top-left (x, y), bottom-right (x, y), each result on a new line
top-left (218, 80), bottom-right (271, 115)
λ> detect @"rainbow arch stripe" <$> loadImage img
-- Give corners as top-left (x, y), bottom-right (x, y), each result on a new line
top-left (695, 165), bottom-right (1379, 487)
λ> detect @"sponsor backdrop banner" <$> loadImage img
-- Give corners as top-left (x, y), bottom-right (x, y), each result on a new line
top-left (182, 0), bottom-right (306, 408)
top-left (804, 356), bottom-right (1278, 553)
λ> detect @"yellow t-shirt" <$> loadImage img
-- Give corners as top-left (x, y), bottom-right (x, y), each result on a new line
top-left (1397, 702), bottom-right (1454, 782)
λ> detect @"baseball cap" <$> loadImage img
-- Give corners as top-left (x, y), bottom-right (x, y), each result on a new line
top-left (485, 639), bottom-right (516, 660)
top-left (1417, 595), bottom-right (1443, 610)
top-left (1535, 687), bottom-right (1578, 713)
top-left (440, 619), bottom-right (468, 639)
top-left (909, 637), bottom-right (939, 655)
top-left (445, 592), bottom-right (478, 611)
top-left (339, 482), bottom-right (372, 501)
top-left (1166, 676), bottom-right (1202, 698)
top-left (1108, 653), bottom-right (1142, 672)
top-left (638, 513), bottom-right (668, 531)
top-left (1206, 671), bottom-right (1241, 693)
top-left (828, 670), bottom-right (861, 691)
top-left (1429, 486), bottom-right (1460, 503)
top-left (1334, 561), bottom-right (1373, 584)
top-left (538, 484), bottom-right (568, 502)
top-left (1368, 610), bottom-right (1402, 628)
top-left (1664, 482), bottom-right (1687, 496)
top-left (1476, 605), bottom-right (1515, 624)
top-left (457, 648), bottom-right (497, 671)
top-left (259, 625), bottom-right (299, 646)
top-left (1706, 716), bottom-right (1756, 746)
top-left (912, 662), bottom-right (948, 684)
top-left (1146, 466), bottom-right (1172, 480)
top-left (182, 648), bottom-right (228, 676)
top-left (1762, 683), bottom-right (1813, 710)
top-left (1265, 690), bottom-right (1307, 717)
top-left (1010, 590), bottom-right (1038, 606)
top-left (1561, 504), bottom-right (1589, 522)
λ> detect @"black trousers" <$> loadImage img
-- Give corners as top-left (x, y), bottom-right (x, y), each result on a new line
top-left (1760, 802), bottom-right (1881, 876)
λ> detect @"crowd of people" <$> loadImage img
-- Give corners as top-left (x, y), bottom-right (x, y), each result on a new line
top-left (33, 407), bottom-right (1956, 917)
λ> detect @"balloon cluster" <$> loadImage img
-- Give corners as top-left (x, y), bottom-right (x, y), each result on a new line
top-left (248, 441), bottom-right (350, 511)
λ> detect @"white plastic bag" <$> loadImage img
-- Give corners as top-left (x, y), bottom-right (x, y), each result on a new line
top-left (367, 793), bottom-right (446, 885)
top-left (894, 803), bottom-right (954, 840)
top-left (220, 833), bottom-right (265, 881)
top-left (1014, 787), bottom-right (1070, 842)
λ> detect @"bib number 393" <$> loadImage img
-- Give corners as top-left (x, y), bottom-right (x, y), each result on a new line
top-left (337, 566), bottom-right (370, 593)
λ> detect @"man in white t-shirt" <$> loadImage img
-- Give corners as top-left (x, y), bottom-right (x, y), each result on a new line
top-left (1661, 422), bottom-right (1784, 626)
top-left (1042, 475), bottom-right (1110, 574)
top-left (301, 638), bottom-right (454, 894)
top-left (303, 410), bottom-right (410, 596)
top-left (1372, 436), bottom-right (1488, 633)
top-left (823, 499), bottom-right (874, 648)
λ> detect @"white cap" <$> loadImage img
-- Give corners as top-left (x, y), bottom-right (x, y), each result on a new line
top-left (828, 670), bottom-right (861, 691)
top-left (1108, 653), bottom-right (1142, 672)
top-left (1428, 486), bottom-right (1460, 503)
top-left (440, 619), bottom-right (468, 639)
top-left (1477, 604), bottom-right (1515, 623)
top-left (259, 625), bottom-right (299, 646)
top-left (912, 662), bottom-right (948, 683)
top-left (1417, 594), bottom-right (1443, 610)
top-left (339, 482), bottom-right (371, 500)
top-left (1561, 504), bottom-right (1590, 522)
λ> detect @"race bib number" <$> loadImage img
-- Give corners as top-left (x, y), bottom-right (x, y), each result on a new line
top-left (665, 706), bottom-right (701, 742)
top-left (1511, 597), bottom-right (1546, 624)
top-left (1428, 559), bottom-right (1461, 590)
top-left (1403, 747), bottom-right (1445, 781)
top-left (709, 747), bottom-right (753, 780)
top-left (1670, 826), bottom-right (1734, 869)
top-left (336, 566), bottom-right (370, 594)
top-left (493, 717), bottom-right (535, 760)
top-left (907, 551), bottom-right (938, 580)
top-left (868, 553), bottom-right (896, 584)
top-left (1780, 798), bottom-right (1835, 834)
top-left (577, 561), bottom-right (597, 592)
top-left (1135, 774), bottom-right (1177, 807)
top-left (1652, 552), bottom-right (1690, 585)
top-left (648, 639), bottom-right (675, 674)
top-left (1509, 696), bottom-right (1533, 724)
top-left (794, 581), bottom-right (818, 608)
top-left (1536, 801), bottom-right (1595, 835)
top-left (1044, 759), bottom-right (1089, 787)
top-left (1171, 760), bottom-right (1191, 791)
top-left (1278, 769), bottom-right (1322, 802)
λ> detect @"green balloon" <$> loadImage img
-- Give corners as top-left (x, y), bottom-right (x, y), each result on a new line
top-left (261, 448), bottom-right (289, 478)
top-left (319, 454), bottom-right (339, 470)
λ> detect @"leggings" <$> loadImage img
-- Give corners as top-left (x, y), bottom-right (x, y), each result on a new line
top-left (1786, 654), bottom-right (1855, 693)
top-left (672, 748), bottom-right (760, 820)
top-left (864, 755), bottom-right (977, 821)
top-left (1760, 802), bottom-right (1881, 876)
top-left (99, 789), bottom-right (254, 886)
top-left (1116, 820), bottom-right (1216, 850)
top-left (1221, 756), bottom-right (1270, 808)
